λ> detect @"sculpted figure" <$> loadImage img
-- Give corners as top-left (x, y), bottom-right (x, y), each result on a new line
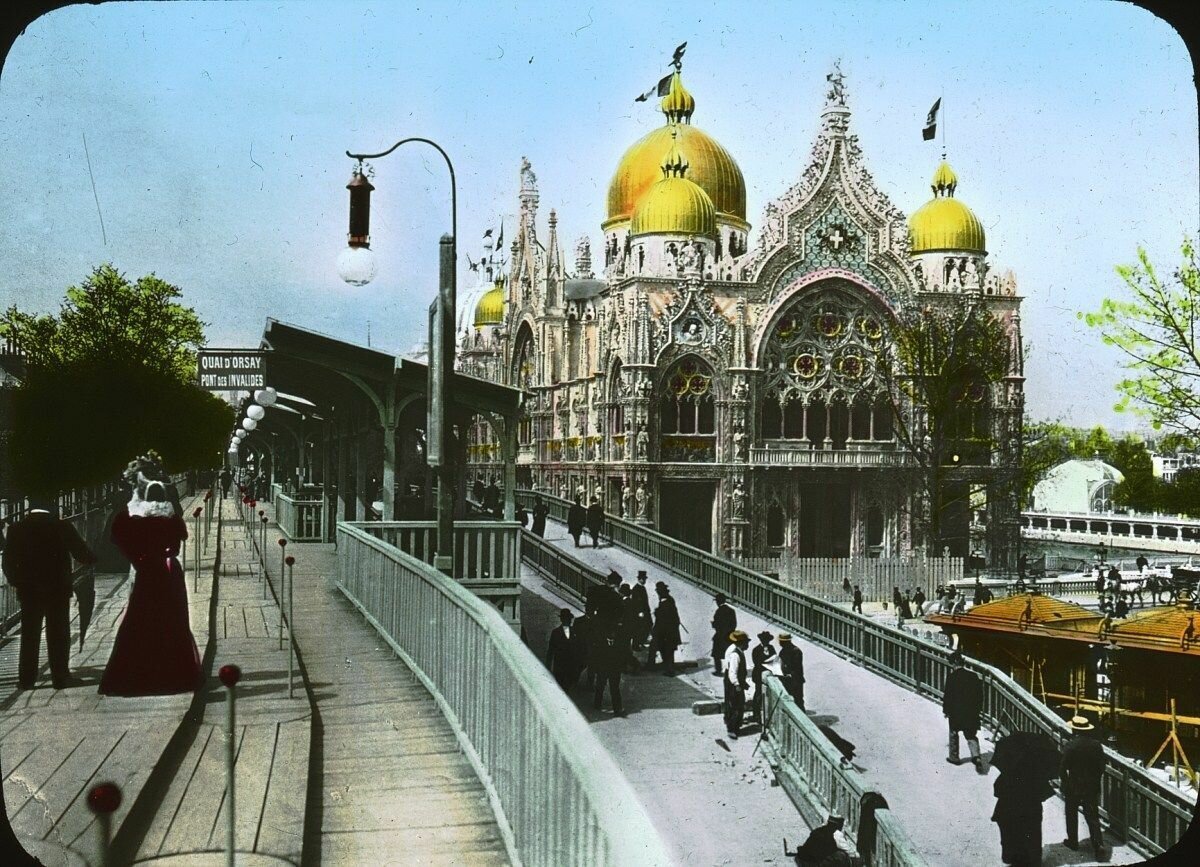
top-left (730, 481), bottom-right (746, 519)
top-left (636, 425), bottom-right (649, 460)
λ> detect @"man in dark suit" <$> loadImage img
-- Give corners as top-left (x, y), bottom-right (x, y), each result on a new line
top-left (2, 497), bottom-right (96, 689)
top-left (1060, 715), bottom-right (1109, 861)
top-left (545, 608), bottom-right (583, 691)
top-left (567, 497), bottom-right (587, 547)
top-left (778, 633), bottom-right (806, 710)
top-left (630, 570), bottom-right (652, 648)
top-left (942, 650), bottom-right (985, 772)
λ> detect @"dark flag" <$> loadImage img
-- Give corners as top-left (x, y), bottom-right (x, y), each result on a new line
top-left (495, 220), bottom-right (503, 250)
top-left (672, 41), bottom-right (687, 66)
top-left (635, 72), bottom-right (674, 103)
top-left (483, 228), bottom-right (493, 242)
top-left (466, 253), bottom-right (479, 273)
top-left (923, 98), bottom-right (941, 141)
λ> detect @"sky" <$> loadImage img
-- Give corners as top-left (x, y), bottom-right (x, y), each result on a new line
top-left (0, 0), bottom-right (1195, 431)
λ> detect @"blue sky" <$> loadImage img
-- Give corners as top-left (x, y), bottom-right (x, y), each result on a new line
top-left (0, 0), bottom-right (1195, 430)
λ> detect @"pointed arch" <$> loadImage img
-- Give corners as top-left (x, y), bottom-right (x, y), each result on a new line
top-left (510, 320), bottom-right (536, 389)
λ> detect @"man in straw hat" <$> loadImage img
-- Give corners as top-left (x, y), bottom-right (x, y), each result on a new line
top-left (778, 633), bottom-right (806, 710)
top-left (723, 630), bottom-right (751, 738)
top-left (942, 650), bottom-right (985, 772)
top-left (1060, 714), bottom-right (1109, 861)
top-left (751, 630), bottom-right (777, 724)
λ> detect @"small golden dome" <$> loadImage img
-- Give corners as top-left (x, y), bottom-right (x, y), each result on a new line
top-left (908, 161), bottom-right (986, 254)
top-left (473, 282), bottom-right (505, 327)
top-left (629, 132), bottom-right (717, 237)
top-left (605, 68), bottom-right (745, 231)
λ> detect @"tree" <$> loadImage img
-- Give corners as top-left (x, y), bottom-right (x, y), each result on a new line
top-left (1082, 239), bottom-right (1200, 437)
top-left (877, 296), bottom-right (1015, 556)
top-left (0, 264), bottom-right (232, 493)
top-left (1107, 435), bottom-right (1160, 512)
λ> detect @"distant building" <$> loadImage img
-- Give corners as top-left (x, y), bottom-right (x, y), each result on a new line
top-left (1031, 458), bottom-right (1123, 513)
top-left (457, 58), bottom-right (1025, 563)
top-left (1151, 451), bottom-right (1200, 483)
top-left (0, 335), bottom-right (25, 499)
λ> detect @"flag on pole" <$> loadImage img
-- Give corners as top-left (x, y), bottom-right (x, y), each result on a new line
top-left (635, 72), bottom-right (674, 103)
top-left (922, 98), bottom-right (941, 141)
top-left (495, 220), bottom-right (503, 250)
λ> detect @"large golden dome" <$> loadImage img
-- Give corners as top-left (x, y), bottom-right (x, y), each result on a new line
top-left (605, 70), bottom-right (746, 231)
top-left (630, 132), bottom-right (717, 237)
top-left (908, 161), bottom-right (986, 254)
top-left (473, 282), bottom-right (505, 327)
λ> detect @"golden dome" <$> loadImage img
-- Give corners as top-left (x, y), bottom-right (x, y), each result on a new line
top-left (630, 133), bottom-right (717, 237)
top-left (908, 161), bottom-right (986, 254)
top-left (605, 70), bottom-right (746, 231)
top-left (473, 282), bottom-right (505, 327)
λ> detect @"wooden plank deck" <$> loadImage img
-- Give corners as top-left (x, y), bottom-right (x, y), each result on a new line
top-left (257, 506), bottom-right (512, 866)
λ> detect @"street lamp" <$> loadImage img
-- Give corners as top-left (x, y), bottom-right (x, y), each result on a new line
top-left (339, 137), bottom-right (457, 574)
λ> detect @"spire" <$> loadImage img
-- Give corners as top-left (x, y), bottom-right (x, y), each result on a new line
top-left (660, 69), bottom-right (695, 124)
top-left (547, 208), bottom-right (563, 279)
top-left (660, 127), bottom-right (690, 178)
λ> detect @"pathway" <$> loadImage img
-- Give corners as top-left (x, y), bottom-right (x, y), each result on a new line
top-left (255, 504), bottom-right (510, 866)
top-left (533, 518), bottom-right (1144, 867)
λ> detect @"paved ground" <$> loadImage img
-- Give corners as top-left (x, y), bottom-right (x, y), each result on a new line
top-left (533, 519), bottom-right (1144, 867)
top-left (254, 506), bottom-right (510, 867)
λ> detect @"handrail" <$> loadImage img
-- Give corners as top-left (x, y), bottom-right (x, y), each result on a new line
top-left (335, 521), bottom-right (673, 866)
top-left (515, 489), bottom-right (1195, 856)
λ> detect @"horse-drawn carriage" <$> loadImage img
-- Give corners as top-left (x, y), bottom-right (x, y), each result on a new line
top-left (1167, 565), bottom-right (1200, 605)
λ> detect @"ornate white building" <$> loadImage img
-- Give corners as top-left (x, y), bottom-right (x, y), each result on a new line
top-left (459, 61), bottom-right (1024, 562)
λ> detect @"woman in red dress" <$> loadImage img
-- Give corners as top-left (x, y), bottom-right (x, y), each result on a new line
top-left (99, 479), bottom-right (202, 696)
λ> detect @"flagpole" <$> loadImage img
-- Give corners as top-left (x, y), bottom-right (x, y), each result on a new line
top-left (941, 88), bottom-right (946, 160)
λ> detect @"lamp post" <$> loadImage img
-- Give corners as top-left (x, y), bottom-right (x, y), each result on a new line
top-left (338, 137), bottom-right (457, 574)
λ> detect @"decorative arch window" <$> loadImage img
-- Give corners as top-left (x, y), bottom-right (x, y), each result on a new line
top-left (660, 357), bottom-right (715, 435)
top-left (758, 282), bottom-right (894, 446)
top-left (511, 325), bottom-right (536, 389)
top-left (608, 360), bottom-right (626, 434)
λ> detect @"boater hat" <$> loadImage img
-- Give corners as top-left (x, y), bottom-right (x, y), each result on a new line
top-left (1068, 715), bottom-right (1095, 732)
top-left (729, 629), bottom-right (749, 643)
top-left (778, 633), bottom-right (793, 643)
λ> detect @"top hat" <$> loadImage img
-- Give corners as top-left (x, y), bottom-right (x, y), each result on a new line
top-left (714, 593), bottom-right (728, 604)
top-left (637, 570), bottom-right (649, 581)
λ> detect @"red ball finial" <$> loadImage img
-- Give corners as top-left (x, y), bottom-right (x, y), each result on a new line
top-left (249, 500), bottom-right (257, 508)
top-left (285, 555), bottom-right (295, 566)
top-left (193, 507), bottom-right (203, 518)
top-left (218, 664), bottom-right (242, 687)
top-left (277, 538), bottom-right (287, 547)
top-left (242, 496), bottom-right (250, 505)
top-left (87, 782), bottom-right (122, 814)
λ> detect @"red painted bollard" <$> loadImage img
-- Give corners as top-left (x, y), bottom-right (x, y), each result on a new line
top-left (259, 510), bottom-right (267, 562)
top-left (87, 781), bottom-right (121, 867)
top-left (285, 554), bottom-right (296, 697)
top-left (218, 664), bottom-right (241, 867)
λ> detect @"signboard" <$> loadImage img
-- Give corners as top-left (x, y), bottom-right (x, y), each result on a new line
top-left (198, 350), bottom-right (265, 390)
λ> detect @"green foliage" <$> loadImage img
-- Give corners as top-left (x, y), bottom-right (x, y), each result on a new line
top-left (1081, 239), bottom-right (1200, 437)
top-left (1162, 468), bottom-right (1200, 517)
top-left (1023, 418), bottom-right (1163, 512)
top-left (1107, 436), bottom-right (1160, 511)
top-left (0, 263), bottom-right (205, 381)
top-left (1, 264), bottom-right (228, 494)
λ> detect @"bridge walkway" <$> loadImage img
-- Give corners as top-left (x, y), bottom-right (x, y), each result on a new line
top-left (253, 504), bottom-right (510, 866)
top-left (532, 518), bottom-right (1142, 867)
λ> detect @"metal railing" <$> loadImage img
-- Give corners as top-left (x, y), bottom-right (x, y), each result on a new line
top-left (274, 489), bottom-right (324, 541)
top-left (761, 677), bottom-right (925, 866)
top-left (334, 522), bottom-right (673, 866)
top-left (515, 488), bottom-right (1196, 857)
top-left (744, 553), bottom-right (963, 604)
top-left (521, 529), bottom-right (606, 604)
top-left (357, 520), bottom-right (521, 581)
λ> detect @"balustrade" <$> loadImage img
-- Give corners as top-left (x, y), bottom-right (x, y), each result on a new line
top-left (274, 489), bottom-right (324, 541)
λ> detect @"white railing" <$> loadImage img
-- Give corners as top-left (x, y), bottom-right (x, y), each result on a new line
top-left (335, 522), bottom-right (673, 866)
top-left (743, 554), bottom-right (963, 605)
top-left (274, 489), bottom-right (324, 542)
top-left (750, 445), bottom-right (916, 467)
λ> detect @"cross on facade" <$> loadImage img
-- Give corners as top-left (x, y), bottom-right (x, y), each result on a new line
top-left (826, 227), bottom-right (845, 250)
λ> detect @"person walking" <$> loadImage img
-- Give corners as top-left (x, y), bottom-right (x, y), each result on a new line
top-left (631, 570), bottom-right (652, 648)
top-left (991, 727), bottom-right (1058, 867)
top-left (778, 633), bottom-right (806, 710)
top-left (219, 467), bottom-right (233, 497)
top-left (913, 586), bottom-right (927, 616)
top-left (942, 650), bottom-right (985, 772)
top-left (567, 496), bottom-right (587, 547)
top-left (900, 591), bottom-right (914, 620)
top-left (1135, 553), bottom-right (1148, 574)
top-left (751, 630), bottom-right (777, 724)
top-left (711, 592), bottom-right (737, 676)
top-left (546, 608), bottom-right (584, 691)
top-left (892, 586), bottom-right (902, 609)
top-left (586, 494), bottom-right (605, 548)
top-left (485, 478), bottom-right (502, 518)
top-left (841, 576), bottom-right (851, 597)
top-left (472, 476), bottom-right (486, 505)
top-left (1060, 715), bottom-right (1109, 861)
top-left (531, 495), bottom-right (548, 538)
top-left (591, 616), bottom-right (626, 716)
top-left (851, 585), bottom-right (863, 615)
top-left (649, 582), bottom-right (681, 674)
top-left (515, 502), bottom-right (529, 529)
top-left (723, 630), bottom-right (751, 739)
top-left (2, 497), bottom-right (97, 689)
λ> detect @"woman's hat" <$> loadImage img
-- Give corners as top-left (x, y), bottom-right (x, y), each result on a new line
top-left (757, 630), bottom-right (774, 642)
top-left (1068, 715), bottom-right (1094, 732)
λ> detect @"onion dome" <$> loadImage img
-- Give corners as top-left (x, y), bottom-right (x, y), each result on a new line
top-left (630, 131), bottom-right (717, 237)
top-left (473, 282), bottom-right (505, 327)
top-left (605, 69), bottom-right (746, 231)
top-left (908, 160), bottom-right (986, 255)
